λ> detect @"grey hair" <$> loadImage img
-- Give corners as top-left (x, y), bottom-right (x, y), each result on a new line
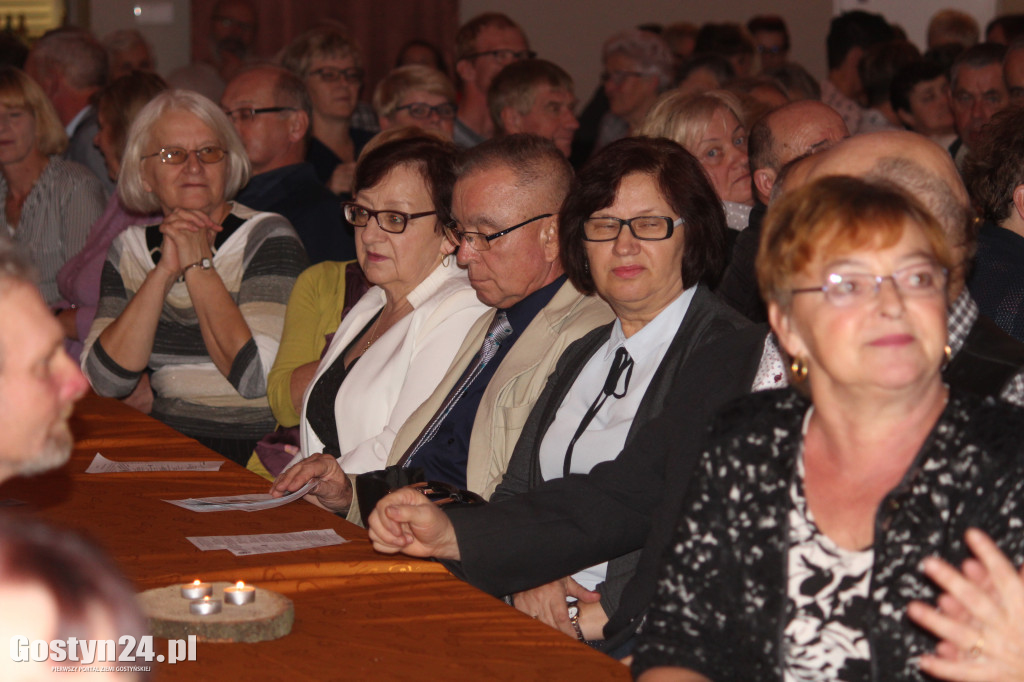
top-left (31, 28), bottom-right (108, 90)
top-left (602, 29), bottom-right (674, 91)
top-left (118, 89), bottom-right (251, 214)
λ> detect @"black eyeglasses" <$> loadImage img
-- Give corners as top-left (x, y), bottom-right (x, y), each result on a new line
top-left (343, 202), bottom-right (436, 234)
top-left (582, 216), bottom-right (683, 242)
top-left (464, 48), bottom-right (536, 64)
top-left (141, 146), bottom-right (227, 165)
top-left (790, 262), bottom-right (948, 307)
top-left (224, 107), bottom-right (298, 123)
top-left (451, 213), bottom-right (552, 251)
top-left (308, 67), bottom-right (364, 84)
top-left (394, 102), bottom-right (457, 120)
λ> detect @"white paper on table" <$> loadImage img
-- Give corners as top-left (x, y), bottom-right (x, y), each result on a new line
top-left (186, 528), bottom-right (347, 556)
top-left (86, 453), bottom-right (224, 473)
top-left (162, 478), bottom-right (318, 512)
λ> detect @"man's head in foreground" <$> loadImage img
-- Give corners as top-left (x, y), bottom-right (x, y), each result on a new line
top-left (0, 242), bottom-right (88, 484)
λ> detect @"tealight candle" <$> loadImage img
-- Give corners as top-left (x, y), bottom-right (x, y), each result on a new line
top-left (180, 580), bottom-right (212, 600)
top-left (224, 581), bottom-right (256, 606)
top-left (189, 596), bottom-right (222, 615)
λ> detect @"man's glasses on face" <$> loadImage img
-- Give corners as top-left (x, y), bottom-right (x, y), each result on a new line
top-left (308, 67), bottom-right (364, 84)
top-left (450, 213), bottom-right (552, 251)
top-left (223, 107), bottom-right (298, 123)
top-left (464, 48), bottom-right (536, 65)
top-left (394, 102), bottom-right (457, 120)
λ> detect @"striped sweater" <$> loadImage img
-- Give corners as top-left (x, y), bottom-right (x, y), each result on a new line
top-left (81, 203), bottom-right (308, 441)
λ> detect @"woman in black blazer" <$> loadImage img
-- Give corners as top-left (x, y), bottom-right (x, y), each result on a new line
top-left (489, 136), bottom-right (748, 649)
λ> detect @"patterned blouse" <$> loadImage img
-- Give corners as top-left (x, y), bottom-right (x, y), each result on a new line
top-left (633, 388), bottom-right (1024, 682)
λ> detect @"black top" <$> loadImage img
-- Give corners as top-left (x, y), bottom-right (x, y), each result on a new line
top-left (968, 220), bottom-right (1024, 343)
top-left (305, 310), bottom-right (381, 457)
top-left (715, 201), bottom-right (767, 323)
top-left (306, 130), bottom-right (375, 191)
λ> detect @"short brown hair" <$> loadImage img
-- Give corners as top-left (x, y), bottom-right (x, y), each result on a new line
top-left (278, 24), bottom-right (362, 77)
top-left (758, 175), bottom-right (953, 307)
top-left (455, 13), bottom-right (524, 62)
top-left (963, 107), bottom-right (1024, 225)
top-left (488, 59), bottom-right (573, 134)
top-left (95, 71), bottom-right (168, 168)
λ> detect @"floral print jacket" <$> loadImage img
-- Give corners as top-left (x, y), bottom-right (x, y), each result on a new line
top-left (633, 388), bottom-right (1024, 682)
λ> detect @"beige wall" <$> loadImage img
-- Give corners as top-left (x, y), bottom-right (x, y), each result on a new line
top-left (89, 0), bottom-right (193, 76)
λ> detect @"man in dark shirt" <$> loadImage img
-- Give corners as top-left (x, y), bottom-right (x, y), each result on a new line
top-left (222, 65), bottom-right (354, 262)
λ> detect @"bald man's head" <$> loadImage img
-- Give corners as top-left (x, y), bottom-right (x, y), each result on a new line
top-left (749, 100), bottom-right (849, 203)
top-left (780, 130), bottom-right (973, 294)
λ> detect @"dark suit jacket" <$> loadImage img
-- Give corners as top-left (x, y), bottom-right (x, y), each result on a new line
top-left (716, 201), bottom-right (766, 323)
top-left (489, 284), bottom-right (748, 619)
top-left (64, 106), bottom-right (114, 196)
top-left (235, 162), bottom-right (355, 263)
top-left (447, 292), bottom-right (768, 649)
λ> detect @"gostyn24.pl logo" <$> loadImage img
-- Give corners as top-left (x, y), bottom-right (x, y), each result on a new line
top-left (11, 635), bottom-right (197, 665)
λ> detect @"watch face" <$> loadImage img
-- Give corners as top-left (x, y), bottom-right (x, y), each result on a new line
top-left (567, 604), bottom-right (579, 618)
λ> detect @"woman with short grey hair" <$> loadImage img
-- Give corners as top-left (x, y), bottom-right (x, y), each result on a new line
top-left (81, 89), bottom-right (308, 463)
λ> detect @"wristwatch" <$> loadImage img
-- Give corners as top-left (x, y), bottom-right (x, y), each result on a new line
top-left (567, 600), bottom-right (585, 642)
top-left (179, 257), bottom-right (213, 282)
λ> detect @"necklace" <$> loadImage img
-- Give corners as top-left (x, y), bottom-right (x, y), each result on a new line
top-left (362, 311), bottom-right (384, 352)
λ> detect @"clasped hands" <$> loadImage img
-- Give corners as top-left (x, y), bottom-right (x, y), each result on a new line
top-left (908, 528), bottom-right (1024, 681)
top-left (154, 208), bottom-right (222, 278)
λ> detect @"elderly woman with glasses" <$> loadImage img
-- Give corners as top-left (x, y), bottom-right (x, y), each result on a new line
top-left (632, 176), bottom-right (1024, 681)
top-left (279, 26), bottom-right (374, 197)
top-left (269, 135), bottom-right (488, 507)
top-left (374, 65), bottom-right (456, 141)
top-left (481, 135), bottom-right (742, 646)
top-left (80, 90), bottom-right (308, 462)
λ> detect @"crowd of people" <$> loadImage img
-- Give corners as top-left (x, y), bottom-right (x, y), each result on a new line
top-left (6, 1), bottom-right (1024, 679)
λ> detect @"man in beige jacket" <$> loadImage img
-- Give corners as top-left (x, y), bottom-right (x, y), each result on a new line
top-left (272, 134), bottom-right (613, 524)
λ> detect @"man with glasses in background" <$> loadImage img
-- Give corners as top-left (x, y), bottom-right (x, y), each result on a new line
top-left (222, 65), bottom-right (351, 262)
top-left (488, 59), bottom-right (580, 158)
top-left (272, 134), bottom-right (612, 524)
top-left (453, 13), bottom-right (534, 148)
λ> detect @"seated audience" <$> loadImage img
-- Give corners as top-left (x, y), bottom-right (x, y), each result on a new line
top-left (822, 11), bottom-right (893, 134)
top-left (632, 175), bottom-right (1024, 680)
top-left (1004, 40), bottom-right (1024, 107)
top-left (987, 13), bottom-right (1024, 45)
top-left (167, 0), bottom-right (258, 101)
top-left (596, 29), bottom-right (672, 150)
top-left (279, 26), bottom-right (374, 196)
top-left (694, 22), bottom-right (755, 78)
top-left (267, 135), bottom-right (487, 478)
top-left (747, 15), bottom-right (790, 73)
top-left (676, 53), bottom-right (735, 96)
top-left (102, 29), bottom-right (156, 80)
top-left (890, 59), bottom-right (956, 148)
top-left (949, 42), bottom-right (1008, 166)
top-left (223, 64), bottom-right (355, 262)
top-left (491, 136), bottom-right (741, 646)
top-left (964, 107), bottom-right (1024, 343)
top-left (928, 9), bottom-right (980, 50)
top-left (639, 89), bottom-right (753, 253)
top-left (718, 100), bottom-right (849, 323)
top-left (857, 40), bottom-right (920, 133)
top-left (272, 134), bottom-right (613, 524)
top-left (373, 64), bottom-right (456, 140)
top-left (25, 28), bottom-right (114, 195)
top-left (0, 515), bottom-right (148, 681)
top-left (488, 59), bottom-right (579, 157)
top-left (0, 67), bottom-right (105, 306)
top-left (394, 39), bottom-right (449, 75)
top-left (81, 90), bottom-right (307, 463)
top-left (0, 239), bottom-right (88, 484)
top-left (765, 62), bottom-right (820, 101)
top-left (452, 13), bottom-right (533, 148)
top-left (56, 71), bottom-right (167, 361)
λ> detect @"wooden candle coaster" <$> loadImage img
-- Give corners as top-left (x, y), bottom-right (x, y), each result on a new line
top-left (138, 582), bottom-right (293, 643)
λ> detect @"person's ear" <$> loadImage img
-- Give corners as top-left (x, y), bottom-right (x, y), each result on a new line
top-left (500, 107), bottom-right (521, 134)
top-left (288, 110), bottom-right (310, 142)
top-left (540, 214), bottom-right (560, 263)
top-left (455, 58), bottom-right (475, 88)
top-left (1012, 185), bottom-right (1024, 222)
top-left (768, 299), bottom-right (807, 360)
top-left (896, 108), bottom-right (916, 130)
top-left (753, 168), bottom-right (777, 203)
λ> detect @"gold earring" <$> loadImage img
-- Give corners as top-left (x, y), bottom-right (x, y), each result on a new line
top-left (442, 253), bottom-right (451, 267)
top-left (790, 356), bottom-right (808, 383)
top-left (943, 344), bottom-right (952, 367)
